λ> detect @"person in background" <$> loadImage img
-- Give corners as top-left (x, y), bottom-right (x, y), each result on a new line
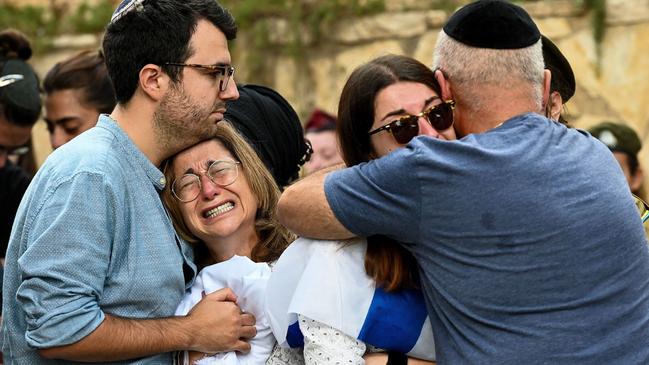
top-left (589, 121), bottom-right (645, 200)
top-left (0, 27), bottom-right (41, 365)
top-left (225, 84), bottom-right (311, 189)
top-left (1, 0), bottom-right (253, 363)
top-left (0, 28), bottom-right (41, 260)
top-left (303, 108), bottom-right (343, 174)
top-left (277, 1), bottom-right (649, 363)
top-left (43, 50), bottom-right (116, 150)
top-left (542, 34), bottom-right (575, 125)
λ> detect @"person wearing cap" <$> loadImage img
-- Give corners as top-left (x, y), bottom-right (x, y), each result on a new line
top-left (542, 34), bottom-right (576, 124)
top-left (1, 1), bottom-right (253, 364)
top-left (225, 84), bottom-right (311, 188)
top-left (277, 1), bottom-right (649, 364)
top-left (589, 121), bottom-right (645, 199)
top-left (0, 29), bottom-right (40, 256)
top-left (303, 108), bottom-right (343, 174)
top-left (0, 29), bottom-right (41, 338)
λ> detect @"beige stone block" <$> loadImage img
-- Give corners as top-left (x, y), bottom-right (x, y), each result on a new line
top-left (334, 12), bottom-right (428, 44)
top-left (307, 55), bottom-right (338, 118)
top-left (385, 0), bottom-right (437, 12)
top-left (310, 40), bottom-right (404, 114)
top-left (32, 121), bottom-right (52, 168)
top-left (522, 0), bottom-right (584, 18)
top-left (413, 30), bottom-right (439, 67)
top-left (599, 23), bottom-right (649, 131)
top-left (425, 10), bottom-right (447, 28)
top-left (560, 30), bottom-right (600, 99)
top-left (607, 0), bottom-right (649, 25)
top-left (536, 18), bottom-right (573, 40)
top-left (51, 34), bottom-right (100, 50)
top-left (32, 49), bottom-right (89, 79)
top-left (266, 18), bottom-right (314, 46)
top-left (272, 56), bottom-right (315, 120)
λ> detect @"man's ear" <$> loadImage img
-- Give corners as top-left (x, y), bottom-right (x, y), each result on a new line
top-left (138, 64), bottom-right (170, 102)
top-left (548, 91), bottom-right (564, 121)
top-left (542, 69), bottom-right (551, 111)
top-left (435, 69), bottom-right (453, 101)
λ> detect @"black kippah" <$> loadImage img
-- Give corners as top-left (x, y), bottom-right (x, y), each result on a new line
top-left (542, 35), bottom-right (575, 102)
top-left (0, 59), bottom-right (41, 116)
top-left (443, 0), bottom-right (540, 49)
top-left (225, 84), bottom-right (310, 188)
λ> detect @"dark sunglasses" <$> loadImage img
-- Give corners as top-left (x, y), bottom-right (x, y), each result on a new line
top-left (368, 100), bottom-right (455, 144)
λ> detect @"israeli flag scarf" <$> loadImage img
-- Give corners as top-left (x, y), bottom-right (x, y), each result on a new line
top-left (266, 238), bottom-right (436, 360)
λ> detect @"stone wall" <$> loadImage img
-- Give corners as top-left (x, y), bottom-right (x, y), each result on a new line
top-left (26, 0), bottom-right (649, 171)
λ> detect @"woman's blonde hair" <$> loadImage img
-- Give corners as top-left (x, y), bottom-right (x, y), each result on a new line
top-left (161, 121), bottom-right (294, 268)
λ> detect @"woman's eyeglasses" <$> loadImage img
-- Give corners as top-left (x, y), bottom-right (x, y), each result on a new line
top-left (171, 160), bottom-right (240, 203)
top-left (368, 100), bottom-right (455, 144)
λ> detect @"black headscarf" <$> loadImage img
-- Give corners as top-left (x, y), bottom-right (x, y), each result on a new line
top-left (225, 84), bottom-right (311, 188)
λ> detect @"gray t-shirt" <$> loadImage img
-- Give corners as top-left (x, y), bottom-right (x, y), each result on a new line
top-left (325, 113), bottom-right (649, 364)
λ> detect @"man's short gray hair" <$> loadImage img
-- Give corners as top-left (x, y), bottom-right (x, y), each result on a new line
top-left (433, 31), bottom-right (545, 110)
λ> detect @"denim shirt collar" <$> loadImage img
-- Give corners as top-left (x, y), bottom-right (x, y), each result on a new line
top-left (97, 114), bottom-right (167, 191)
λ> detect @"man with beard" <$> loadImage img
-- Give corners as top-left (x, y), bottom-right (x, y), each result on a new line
top-left (1, 1), bottom-right (252, 364)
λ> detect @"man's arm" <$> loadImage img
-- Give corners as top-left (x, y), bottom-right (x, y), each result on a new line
top-left (277, 165), bottom-right (354, 239)
top-left (38, 288), bottom-right (256, 361)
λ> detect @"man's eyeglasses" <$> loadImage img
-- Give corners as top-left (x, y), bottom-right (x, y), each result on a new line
top-left (171, 160), bottom-right (240, 203)
top-left (164, 63), bottom-right (235, 92)
top-left (368, 100), bottom-right (455, 144)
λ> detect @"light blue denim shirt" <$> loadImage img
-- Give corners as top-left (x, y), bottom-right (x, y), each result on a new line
top-left (2, 115), bottom-right (196, 364)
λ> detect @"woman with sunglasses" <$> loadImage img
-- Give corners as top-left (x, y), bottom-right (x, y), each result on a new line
top-left (267, 54), bottom-right (455, 365)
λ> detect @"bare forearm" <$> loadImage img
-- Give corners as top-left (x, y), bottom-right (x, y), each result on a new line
top-left (278, 164), bottom-right (354, 239)
top-left (38, 313), bottom-right (193, 362)
top-left (38, 289), bottom-right (255, 362)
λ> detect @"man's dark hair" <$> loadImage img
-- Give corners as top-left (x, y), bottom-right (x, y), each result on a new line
top-left (102, 0), bottom-right (237, 104)
top-left (43, 50), bottom-right (116, 114)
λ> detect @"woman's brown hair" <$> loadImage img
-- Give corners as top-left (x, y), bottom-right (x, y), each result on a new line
top-left (161, 121), bottom-right (295, 269)
top-left (43, 50), bottom-right (116, 115)
top-left (337, 54), bottom-right (444, 291)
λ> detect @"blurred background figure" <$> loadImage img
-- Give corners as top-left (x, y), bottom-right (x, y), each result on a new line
top-left (589, 121), bottom-right (645, 200)
top-left (0, 29), bottom-right (41, 261)
top-left (542, 34), bottom-right (575, 125)
top-left (43, 50), bottom-right (115, 149)
top-left (303, 108), bottom-right (343, 174)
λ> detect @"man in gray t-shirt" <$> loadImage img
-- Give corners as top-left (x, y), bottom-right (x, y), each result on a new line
top-left (277, 1), bottom-right (649, 364)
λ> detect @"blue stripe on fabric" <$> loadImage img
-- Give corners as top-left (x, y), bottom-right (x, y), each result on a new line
top-left (358, 287), bottom-right (428, 352)
top-left (286, 321), bottom-right (304, 347)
